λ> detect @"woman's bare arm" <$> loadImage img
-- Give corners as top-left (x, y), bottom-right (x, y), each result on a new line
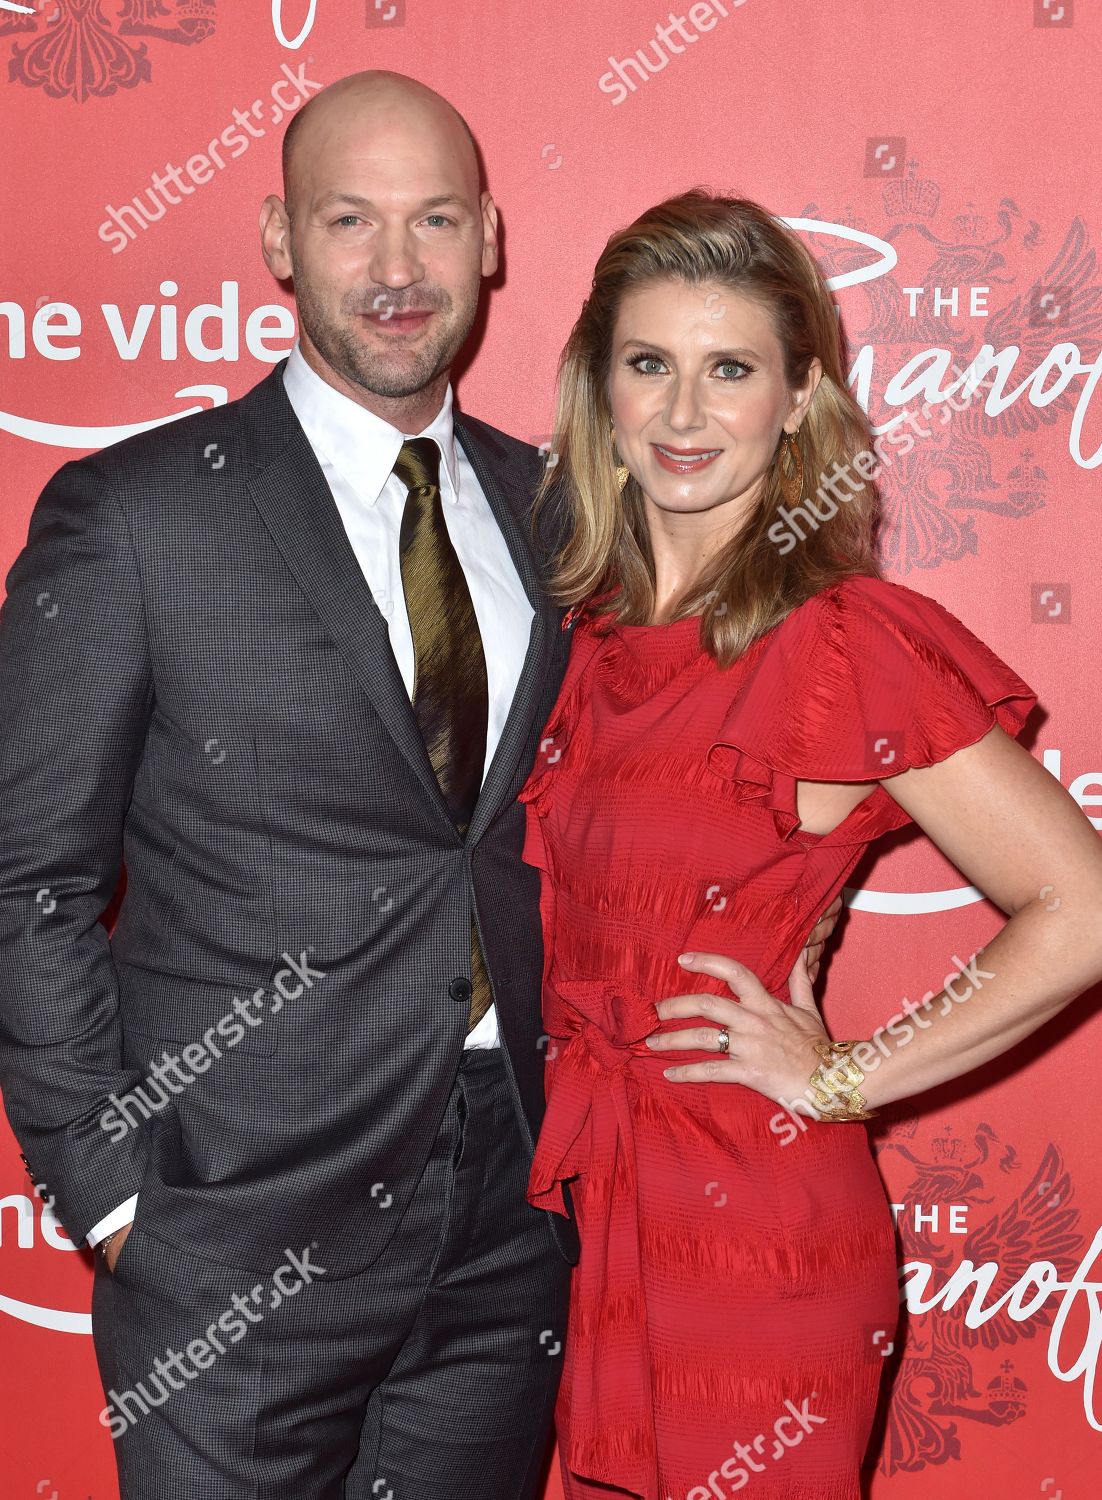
top-left (853, 722), bottom-right (1102, 1106)
top-left (648, 725), bottom-right (1102, 1107)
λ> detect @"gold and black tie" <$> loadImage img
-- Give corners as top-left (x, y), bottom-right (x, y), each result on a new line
top-left (392, 438), bottom-right (493, 1033)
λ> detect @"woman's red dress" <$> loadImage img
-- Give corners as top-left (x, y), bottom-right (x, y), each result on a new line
top-left (518, 576), bottom-right (1036, 1500)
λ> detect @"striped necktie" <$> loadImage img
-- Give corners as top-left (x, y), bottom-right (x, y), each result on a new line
top-left (392, 438), bottom-right (493, 1033)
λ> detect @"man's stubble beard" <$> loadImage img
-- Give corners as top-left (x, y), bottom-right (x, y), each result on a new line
top-left (292, 261), bottom-right (480, 401)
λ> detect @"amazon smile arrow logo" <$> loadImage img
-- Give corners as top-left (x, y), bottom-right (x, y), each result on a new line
top-left (0, 1288), bottom-right (91, 1335)
top-left (0, 1194), bottom-right (91, 1334)
top-left (845, 883), bottom-right (985, 915)
top-left (0, 385), bottom-right (228, 449)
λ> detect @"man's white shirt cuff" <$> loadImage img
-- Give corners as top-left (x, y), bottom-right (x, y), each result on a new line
top-left (86, 1195), bottom-right (138, 1248)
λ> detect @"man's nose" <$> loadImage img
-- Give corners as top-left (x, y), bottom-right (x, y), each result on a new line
top-left (367, 228), bottom-right (425, 288)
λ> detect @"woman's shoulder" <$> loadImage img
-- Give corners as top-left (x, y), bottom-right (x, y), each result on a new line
top-left (768, 574), bottom-right (1025, 685)
top-left (785, 573), bottom-right (982, 641)
top-left (715, 572), bottom-right (1038, 784)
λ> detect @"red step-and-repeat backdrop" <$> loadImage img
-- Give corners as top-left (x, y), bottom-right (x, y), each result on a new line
top-left (2, 2), bottom-right (1100, 1496)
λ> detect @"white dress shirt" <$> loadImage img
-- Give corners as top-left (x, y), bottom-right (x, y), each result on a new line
top-left (86, 340), bottom-right (533, 1247)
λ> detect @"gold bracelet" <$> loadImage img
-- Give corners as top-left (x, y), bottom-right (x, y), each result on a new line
top-left (808, 1040), bottom-right (878, 1121)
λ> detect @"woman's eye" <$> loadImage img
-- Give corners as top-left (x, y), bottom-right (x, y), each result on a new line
top-left (630, 355), bottom-right (666, 375)
top-left (717, 360), bottom-right (754, 379)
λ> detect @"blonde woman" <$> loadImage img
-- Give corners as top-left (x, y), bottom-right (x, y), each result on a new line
top-left (518, 190), bottom-right (1102, 1499)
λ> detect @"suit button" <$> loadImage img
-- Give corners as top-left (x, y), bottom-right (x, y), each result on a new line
top-left (448, 977), bottom-right (472, 1004)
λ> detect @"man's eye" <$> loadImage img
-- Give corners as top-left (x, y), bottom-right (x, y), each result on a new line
top-left (335, 215), bottom-right (362, 227)
top-left (423, 215), bottom-right (453, 227)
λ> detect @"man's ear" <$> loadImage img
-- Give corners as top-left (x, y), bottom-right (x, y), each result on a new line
top-left (480, 191), bottom-right (499, 278)
top-left (260, 195), bottom-right (294, 281)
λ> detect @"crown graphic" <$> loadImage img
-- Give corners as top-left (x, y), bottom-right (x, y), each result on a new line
top-left (883, 161), bottom-right (940, 219)
top-left (952, 204), bottom-right (991, 241)
top-left (932, 1125), bottom-right (963, 1162)
top-left (989, 1362), bottom-right (1031, 1416)
top-left (1007, 448), bottom-right (1049, 509)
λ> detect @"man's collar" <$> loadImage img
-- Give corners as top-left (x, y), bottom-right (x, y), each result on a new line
top-left (282, 338), bottom-right (460, 505)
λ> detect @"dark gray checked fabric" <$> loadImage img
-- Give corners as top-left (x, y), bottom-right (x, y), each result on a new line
top-left (0, 356), bottom-right (582, 1493)
top-left (0, 356), bottom-right (579, 1276)
top-left (93, 1047), bottom-right (570, 1499)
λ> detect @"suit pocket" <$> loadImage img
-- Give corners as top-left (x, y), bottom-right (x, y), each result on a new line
top-left (116, 960), bottom-right (280, 1057)
top-left (106, 1210), bottom-right (144, 1281)
top-left (104, 1105), bottom-right (182, 1282)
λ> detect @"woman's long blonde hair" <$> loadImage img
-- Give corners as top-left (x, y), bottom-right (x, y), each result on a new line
top-left (534, 189), bottom-right (881, 665)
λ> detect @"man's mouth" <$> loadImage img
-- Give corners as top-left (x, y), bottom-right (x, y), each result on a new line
top-left (360, 307), bottom-right (434, 334)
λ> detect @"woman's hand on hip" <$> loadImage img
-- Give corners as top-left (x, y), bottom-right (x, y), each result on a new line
top-left (646, 951), bottom-right (830, 1102)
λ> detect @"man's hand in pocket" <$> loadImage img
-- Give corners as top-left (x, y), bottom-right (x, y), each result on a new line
top-left (104, 1221), bottom-right (133, 1273)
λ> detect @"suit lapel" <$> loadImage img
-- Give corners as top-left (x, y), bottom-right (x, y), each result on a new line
top-left (453, 416), bottom-right (563, 845)
top-left (243, 366), bottom-right (457, 834)
top-left (240, 362), bottom-right (563, 846)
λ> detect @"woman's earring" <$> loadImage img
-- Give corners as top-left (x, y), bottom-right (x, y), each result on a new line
top-left (610, 424), bottom-right (630, 492)
top-left (777, 428), bottom-right (804, 507)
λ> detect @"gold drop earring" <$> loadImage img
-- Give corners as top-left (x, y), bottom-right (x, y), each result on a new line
top-left (610, 421), bottom-right (630, 492)
top-left (777, 426), bottom-right (804, 507)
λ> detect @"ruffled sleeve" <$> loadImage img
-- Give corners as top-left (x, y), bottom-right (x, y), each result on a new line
top-left (706, 576), bottom-right (1038, 845)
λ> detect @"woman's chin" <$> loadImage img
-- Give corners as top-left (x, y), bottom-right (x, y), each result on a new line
top-left (641, 481), bottom-right (741, 518)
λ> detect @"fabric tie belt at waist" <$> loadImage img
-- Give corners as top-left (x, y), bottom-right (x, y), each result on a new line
top-left (528, 1020), bottom-right (660, 1497)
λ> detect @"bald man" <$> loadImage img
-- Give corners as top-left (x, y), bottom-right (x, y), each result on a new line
top-left (0, 69), bottom-right (576, 1499)
top-left (0, 68), bottom-right (836, 1499)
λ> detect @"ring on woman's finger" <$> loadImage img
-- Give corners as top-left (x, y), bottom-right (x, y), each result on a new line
top-left (715, 1027), bottom-right (730, 1054)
